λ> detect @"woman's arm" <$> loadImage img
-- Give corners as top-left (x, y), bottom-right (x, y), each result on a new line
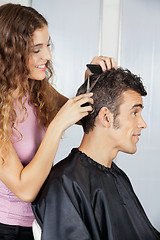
top-left (0, 56), bottom-right (117, 202)
top-left (0, 93), bottom-right (93, 203)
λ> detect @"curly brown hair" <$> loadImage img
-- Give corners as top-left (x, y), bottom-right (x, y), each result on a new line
top-left (0, 3), bottom-right (58, 144)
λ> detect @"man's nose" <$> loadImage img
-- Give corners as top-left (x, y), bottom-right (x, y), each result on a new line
top-left (138, 116), bottom-right (147, 129)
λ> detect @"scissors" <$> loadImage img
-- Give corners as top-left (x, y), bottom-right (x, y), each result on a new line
top-left (86, 64), bottom-right (103, 93)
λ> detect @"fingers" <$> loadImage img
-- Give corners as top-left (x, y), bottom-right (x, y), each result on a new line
top-left (57, 94), bottom-right (94, 130)
top-left (80, 105), bottom-right (93, 113)
top-left (90, 56), bottom-right (117, 71)
top-left (110, 57), bottom-right (117, 69)
top-left (72, 92), bottom-right (93, 103)
top-left (67, 94), bottom-right (94, 112)
top-left (77, 96), bottom-right (93, 108)
top-left (54, 93), bottom-right (93, 131)
top-left (67, 93), bottom-right (94, 114)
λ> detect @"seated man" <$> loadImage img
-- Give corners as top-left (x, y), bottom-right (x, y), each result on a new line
top-left (32, 68), bottom-right (160, 240)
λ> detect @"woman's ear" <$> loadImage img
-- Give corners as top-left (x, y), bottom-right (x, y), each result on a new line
top-left (98, 107), bottom-right (113, 127)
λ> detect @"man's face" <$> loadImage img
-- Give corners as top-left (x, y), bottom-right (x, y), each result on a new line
top-left (110, 90), bottom-right (147, 154)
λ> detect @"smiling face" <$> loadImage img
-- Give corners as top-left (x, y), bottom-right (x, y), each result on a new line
top-left (109, 90), bottom-right (147, 155)
top-left (28, 25), bottom-right (52, 80)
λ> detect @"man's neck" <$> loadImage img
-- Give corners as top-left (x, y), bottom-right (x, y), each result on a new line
top-left (78, 130), bottom-right (118, 168)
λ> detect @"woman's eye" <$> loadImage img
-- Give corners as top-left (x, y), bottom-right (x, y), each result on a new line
top-left (33, 49), bottom-right (40, 53)
top-left (47, 43), bottom-right (52, 49)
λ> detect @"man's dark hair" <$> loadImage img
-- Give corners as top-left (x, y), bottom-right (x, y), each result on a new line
top-left (77, 67), bottom-right (147, 133)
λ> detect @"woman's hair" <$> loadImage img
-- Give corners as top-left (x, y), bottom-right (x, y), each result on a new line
top-left (76, 68), bottom-right (147, 133)
top-left (0, 3), bottom-right (57, 144)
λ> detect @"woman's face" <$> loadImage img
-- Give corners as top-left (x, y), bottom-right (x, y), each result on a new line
top-left (28, 25), bottom-right (52, 80)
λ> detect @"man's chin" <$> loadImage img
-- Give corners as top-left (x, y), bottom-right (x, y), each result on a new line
top-left (123, 147), bottom-right (137, 155)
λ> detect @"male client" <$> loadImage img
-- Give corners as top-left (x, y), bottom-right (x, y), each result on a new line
top-left (32, 68), bottom-right (160, 240)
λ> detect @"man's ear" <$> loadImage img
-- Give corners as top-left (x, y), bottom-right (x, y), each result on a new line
top-left (98, 107), bottom-right (113, 127)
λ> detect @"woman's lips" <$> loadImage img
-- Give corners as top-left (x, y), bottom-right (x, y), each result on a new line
top-left (35, 64), bottom-right (46, 71)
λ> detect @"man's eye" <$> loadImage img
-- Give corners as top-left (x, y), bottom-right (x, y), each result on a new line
top-left (133, 111), bottom-right (138, 116)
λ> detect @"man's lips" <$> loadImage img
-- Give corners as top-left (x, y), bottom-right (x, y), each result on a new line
top-left (133, 133), bottom-right (141, 141)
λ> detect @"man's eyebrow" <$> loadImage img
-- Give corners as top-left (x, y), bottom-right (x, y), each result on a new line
top-left (130, 104), bottom-right (144, 110)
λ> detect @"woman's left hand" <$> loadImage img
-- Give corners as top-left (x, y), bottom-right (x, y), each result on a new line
top-left (85, 56), bottom-right (117, 80)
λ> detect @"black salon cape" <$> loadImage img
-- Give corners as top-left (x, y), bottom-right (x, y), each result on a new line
top-left (32, 148), bottom-right (160, 240)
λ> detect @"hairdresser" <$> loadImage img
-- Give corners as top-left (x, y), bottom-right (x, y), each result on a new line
top-left (0, 3), bottom-right (117, 240)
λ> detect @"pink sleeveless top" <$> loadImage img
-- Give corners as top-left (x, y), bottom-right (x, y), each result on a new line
top-left (0, 100), bottom-right (45, 227)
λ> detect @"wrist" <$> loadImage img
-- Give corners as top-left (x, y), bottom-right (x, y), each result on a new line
top-left (49, 116), bottom-right (65, 136)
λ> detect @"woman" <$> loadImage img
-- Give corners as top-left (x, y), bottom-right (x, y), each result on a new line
top-left (0, 3), bottom-right (117, 239)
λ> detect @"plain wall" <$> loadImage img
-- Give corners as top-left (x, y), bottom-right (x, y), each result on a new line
top-left (0, 0), bottom-right (31, 6)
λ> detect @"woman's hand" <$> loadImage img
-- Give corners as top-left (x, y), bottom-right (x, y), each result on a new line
top-left (90, 56), bottom-right (117, 71)
top-left (52, 92), bottom-right (93, 132)
top-left (85, 56), bottom-right (117, 80)
top-left (0, 93), bottom-right (93, 202)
